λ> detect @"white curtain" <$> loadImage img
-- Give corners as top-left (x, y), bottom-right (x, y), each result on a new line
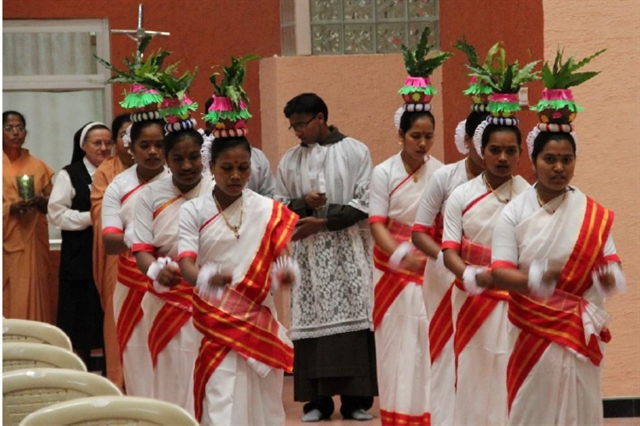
top-left (3, 32), bottom-right (106, 243)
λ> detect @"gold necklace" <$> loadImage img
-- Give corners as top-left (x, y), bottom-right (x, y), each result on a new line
top-left (483, 172), bottom-right (512, 204)
top-left (213, 194), bottom-right (244, 239)
top-left (402, 155), bottom-right (421, 183)
top-left (536, 190), bottom-right (567, 214)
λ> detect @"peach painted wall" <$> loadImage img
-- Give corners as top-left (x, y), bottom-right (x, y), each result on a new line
top-left (542, 0), bottom-right (640, 397)
top-left (260, 54), bottom-right (444, 329)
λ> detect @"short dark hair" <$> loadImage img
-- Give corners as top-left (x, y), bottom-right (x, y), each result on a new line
top-left (111, 113), bottom-right (132, 138)
top-left (399, 110), bottom-right (435, 133)
top-left (3, 110), bottom-right (26, 127)
top-left (531, 131), bottom-right (576, 162)
top-left (211, 136), bottom-right (251, 164)
top-left (283, 93), bottom-right (329, 122)
top-left (481, 124), bottom-right (522, 152)
top-left (163, 129), bottom-right (203, 157)
top-left (465, 111), bottom-right (489, 138)
top-left (130, 119), bottom-right (165, 145)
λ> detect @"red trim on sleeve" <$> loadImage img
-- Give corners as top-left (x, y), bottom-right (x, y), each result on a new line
top-left (412, 224), bottom-right (431, 234)
top-left (602, 254), bottom-right (621, 264)
top-left (177, 251), bottom-right (197, 262)
top-left (491, 260), bottom-right (518, 270)
top-left (131, 243), bottom-right (155, 254)
top-left (441, 241), bottom-right (461, 251)
top-left (102, 226), bottom-right (123, 235)
top-left (368, 215), bottom-right (388, 225)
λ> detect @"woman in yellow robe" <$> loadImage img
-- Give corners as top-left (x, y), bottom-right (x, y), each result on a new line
top-left (89, 113), bottom-right (133, 389)
top-left (3, 110), bottom-right (54, 323)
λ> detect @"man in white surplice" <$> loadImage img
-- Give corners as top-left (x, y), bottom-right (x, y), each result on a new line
top-left (275, 93), bottom-right (378, 422)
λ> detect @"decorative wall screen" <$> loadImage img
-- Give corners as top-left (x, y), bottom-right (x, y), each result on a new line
top-left (281, 0), bottom-right (439, 56)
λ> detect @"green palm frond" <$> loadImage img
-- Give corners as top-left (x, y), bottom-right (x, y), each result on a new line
top-left (209, 54), bottom-right (260, 106)
top-left (401, 27), bottom-right (451, 77)
top-left (541, 48), bottom-right (606, 89)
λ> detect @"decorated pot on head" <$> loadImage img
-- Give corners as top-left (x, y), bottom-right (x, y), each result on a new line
top-left (397, 26), bottom-right (451, 112)
top-left (202, 54), bottom-right (259, 139)
top-left (530, 47), bottom-right (605, 129)
top-left (525, 48), bottom-right (605, 159)
top-left (454, 39), bottom-right (510, 114)
top-left (96, 40), bottom-right (173, 117)
top-left (148, 57), bottom-right (199, 133)
top-left (468, 49), bottom-right (541, 159)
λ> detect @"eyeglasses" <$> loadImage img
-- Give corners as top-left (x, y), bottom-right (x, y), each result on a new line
top-left (3, 125), bottom-right (25, 133)
top-left (288, 116), bottom-right (316, 132)
top-left (88, 139), bottom-right (114, 148)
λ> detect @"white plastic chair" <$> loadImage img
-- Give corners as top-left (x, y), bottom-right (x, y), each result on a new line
top-left (3, 368), bottom-right (122, 426)
top-left (20, 396), bottom-right (199, 426)
top-left (3, 319), bottom-right (72, 350)
top-left (3, 342), bottom-right (86, 373)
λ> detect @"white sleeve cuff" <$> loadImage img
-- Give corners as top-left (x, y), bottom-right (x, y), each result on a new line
top-left (592, 262), bottom-right (626, 297)
top-left (462, 265), bottom-right (486, 295)
top-left (528, 259), bottom-right (556, 299)
top-left (389, 241), bottom-right (414, 269)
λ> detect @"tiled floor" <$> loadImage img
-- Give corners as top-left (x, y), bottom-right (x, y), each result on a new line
top-left (282, 377), bottom-right (640, 425)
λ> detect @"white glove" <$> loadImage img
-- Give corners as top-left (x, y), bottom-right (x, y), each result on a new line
top-left (196, 263), bottom-right (231, 303)
top-left (528, 259), bottom-right (556, 299)
top-left (147, 257), bottom-right (180, 293)
top-left (389, 242), bottom-right (414, 270)
top-left (271, 256), bottom-right (301, 291)
top-left (462, 265), bottom-right (486, 295)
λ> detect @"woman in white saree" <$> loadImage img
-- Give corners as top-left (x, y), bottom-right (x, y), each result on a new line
top-left (491, 130), bottom-right (625, 426)
top-left (178, 136), bottom-right (299, 426)
top-left (411, 110), bottom-right (486, 426)
top-left (101, 117), bottom-right (168, 397)
top-left (369, 108), bottom-right (442, 425)
top-left (131, 128), bottom-right (213, 414)
top-left (441, 120), bottom-right (529, 425)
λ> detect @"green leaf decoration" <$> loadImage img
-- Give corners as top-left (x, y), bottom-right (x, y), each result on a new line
top-left (401, 27), bottom-right (452, 77)
top-left (154, 66), bottom-right (198, 100)
top-left (540, 48), bottom-right (605, 89)
top-left (455, 39), bottom-right (510, 97)
top-left (453, 37), bottom-right (479, 68)
top-left (95, 44), bottom-right (172, 91)
top-left (158, 101), bottom-right (199, 120)
top-left (472, 59), bottom-right (540, 93)
top-left (530, 98), bottom-right (583, 113)
top-left (120, 90), bottom-right (164, 109)
top-left (209, 53), bottom-right (260, 107)
top-left (398, 84), bottom-right (437, 96)
top-left (203, 108), bottom-right (252, 124)
top-left (488, 100), bottom-right (522, 115)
